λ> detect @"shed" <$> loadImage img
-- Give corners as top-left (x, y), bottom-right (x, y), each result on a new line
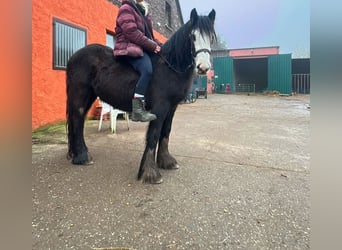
top-left (213, 47), bottom-right (292, 95)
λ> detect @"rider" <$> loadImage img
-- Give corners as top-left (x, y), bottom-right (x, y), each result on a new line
top-left (113, 0), bottom-right (162, 122)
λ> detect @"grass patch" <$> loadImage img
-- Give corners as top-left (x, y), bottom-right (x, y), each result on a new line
top-left (32, 121), bottom-right (67, 144)
top-left (32, 119), bottom-right (100, 144)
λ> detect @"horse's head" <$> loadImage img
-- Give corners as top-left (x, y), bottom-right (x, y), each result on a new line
top-left (190, 8), bottom-right (216, 75)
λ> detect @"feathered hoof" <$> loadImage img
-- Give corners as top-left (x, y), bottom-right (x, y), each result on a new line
top-left (140, 167), bottom-right (163, 184)
top-left (172, 164), bottom-right (180, 169)
top-left (83, 160), bottom-right (94, 165)
top-left (157, 154), bottom-right (179, 170)
top-left (159, 163), bottom-right (179, 170)
top-left (71, 152), bottom-right (93, 165)
top-left (143, 176), bottom-right (163, 184)
top-left (72, 159), bottom-right (94, 166)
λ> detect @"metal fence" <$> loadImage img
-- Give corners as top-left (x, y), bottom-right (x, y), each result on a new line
top-left (235, 83), bottom-right (256, 93)
top-left (292, 74), bottom-right (310, 94)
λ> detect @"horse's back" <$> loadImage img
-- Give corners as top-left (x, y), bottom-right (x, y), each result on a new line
top-left (67, 44), bottom-right (114, 70)
top-left (67, 44), bottom-right (138, 111)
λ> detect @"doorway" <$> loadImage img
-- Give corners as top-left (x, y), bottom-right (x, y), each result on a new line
top-left (233, 57), bottom-right (268, 93)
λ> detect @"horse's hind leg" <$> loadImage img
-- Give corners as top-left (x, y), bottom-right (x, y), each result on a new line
top-left (157, 106), bottom-right (179, 170)
top-left (67, 86), bottom-right (96, 165)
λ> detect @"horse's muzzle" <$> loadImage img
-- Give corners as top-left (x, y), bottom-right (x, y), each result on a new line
top-left (196, 63), bottom-right (210, 75)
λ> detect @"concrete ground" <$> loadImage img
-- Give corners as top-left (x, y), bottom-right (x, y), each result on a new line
top-left (32, 94), bottom-right (310, 250)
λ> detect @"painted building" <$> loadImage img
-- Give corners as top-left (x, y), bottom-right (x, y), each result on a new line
top-left (32, 0), bottom-right (182, 130)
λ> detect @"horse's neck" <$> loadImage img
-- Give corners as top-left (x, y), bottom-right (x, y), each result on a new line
top-left (160, 49), bottom-right (193, 73)
top-left (159, 25), bottom-right (194, 73)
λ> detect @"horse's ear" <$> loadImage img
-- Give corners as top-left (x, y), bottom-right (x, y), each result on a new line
top-left (190, 8), bottom-right (198, 25)
top-left (208, 9), bottom-right (216, 23)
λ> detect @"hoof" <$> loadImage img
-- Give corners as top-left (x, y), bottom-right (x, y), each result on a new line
top-left (158, 162), bottom-right (179, 170)
top-left (140, 167), bottom-right (163, 184)
top-left (157, 153), bottom-right (178, 170)
top-left (71, 153), bottom-right (93, 165)
top-left (84, 160), bottom-right (94, 165)
top-left (173, 164), bottom-right (180, 169)
top-left (143, 176), bottom-right (163, 184)
top-left (72, 159), bottom-right (93, 166)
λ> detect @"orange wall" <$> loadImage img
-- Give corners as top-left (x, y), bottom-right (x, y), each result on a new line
top-left (32, 0), bottom-right (167, 130)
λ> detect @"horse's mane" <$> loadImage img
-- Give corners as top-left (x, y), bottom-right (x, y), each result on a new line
top-left (161, 15), bottom-right (217, 72)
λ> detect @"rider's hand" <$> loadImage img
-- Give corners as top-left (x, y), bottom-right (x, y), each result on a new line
top-left (154, 45), bottom-right (161, 54)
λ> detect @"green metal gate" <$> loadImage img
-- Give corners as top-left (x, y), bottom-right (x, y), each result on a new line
top-left (213, 57), bottom-right (234, 93)
top-left (267, 54), bottom-right (292, 94)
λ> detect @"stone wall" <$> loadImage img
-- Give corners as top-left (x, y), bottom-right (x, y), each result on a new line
top-left (108, 0), bottom-right (184, 38)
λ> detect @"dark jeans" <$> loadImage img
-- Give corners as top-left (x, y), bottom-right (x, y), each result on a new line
top-left (125, 52), bottom-right (153, 96)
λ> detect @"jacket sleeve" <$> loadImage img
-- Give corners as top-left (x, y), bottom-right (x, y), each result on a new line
top-left (117, 6), bottom-right (157, 52)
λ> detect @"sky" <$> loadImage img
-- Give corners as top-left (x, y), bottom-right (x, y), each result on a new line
top-left (178, 0), bottom-right (310, 58)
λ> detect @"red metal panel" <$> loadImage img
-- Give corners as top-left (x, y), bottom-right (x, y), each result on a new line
top-left (228, 46), bottom-right (279, 57)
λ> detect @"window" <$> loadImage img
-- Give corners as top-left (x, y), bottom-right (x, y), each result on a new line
top-left (165, 2), bottom-right (172, 28)
top-left (106, 32), bottom-right (115, 49)
top-left (53, 18), bottom-right (87, 69)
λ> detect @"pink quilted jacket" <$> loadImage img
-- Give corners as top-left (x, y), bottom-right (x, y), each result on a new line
top-left (113, 0), bottom-right (159, 57)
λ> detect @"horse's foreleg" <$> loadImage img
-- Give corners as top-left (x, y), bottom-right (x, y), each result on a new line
top-left (137, 107), bottom-right (169, 184)
top-left (138, 146), bottom-right (162, 184)
top-left (157, 106), bottom-right (179, 170)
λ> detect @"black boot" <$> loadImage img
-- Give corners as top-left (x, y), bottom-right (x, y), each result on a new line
top-left (132, 98), bottom-right (157, 122)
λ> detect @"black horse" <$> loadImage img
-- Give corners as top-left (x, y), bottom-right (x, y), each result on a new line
top-left (66, 8), bottom-right (216, 183)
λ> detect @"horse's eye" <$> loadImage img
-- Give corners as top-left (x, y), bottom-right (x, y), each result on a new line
top-left (191, 34), bottom-right (196, 41)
